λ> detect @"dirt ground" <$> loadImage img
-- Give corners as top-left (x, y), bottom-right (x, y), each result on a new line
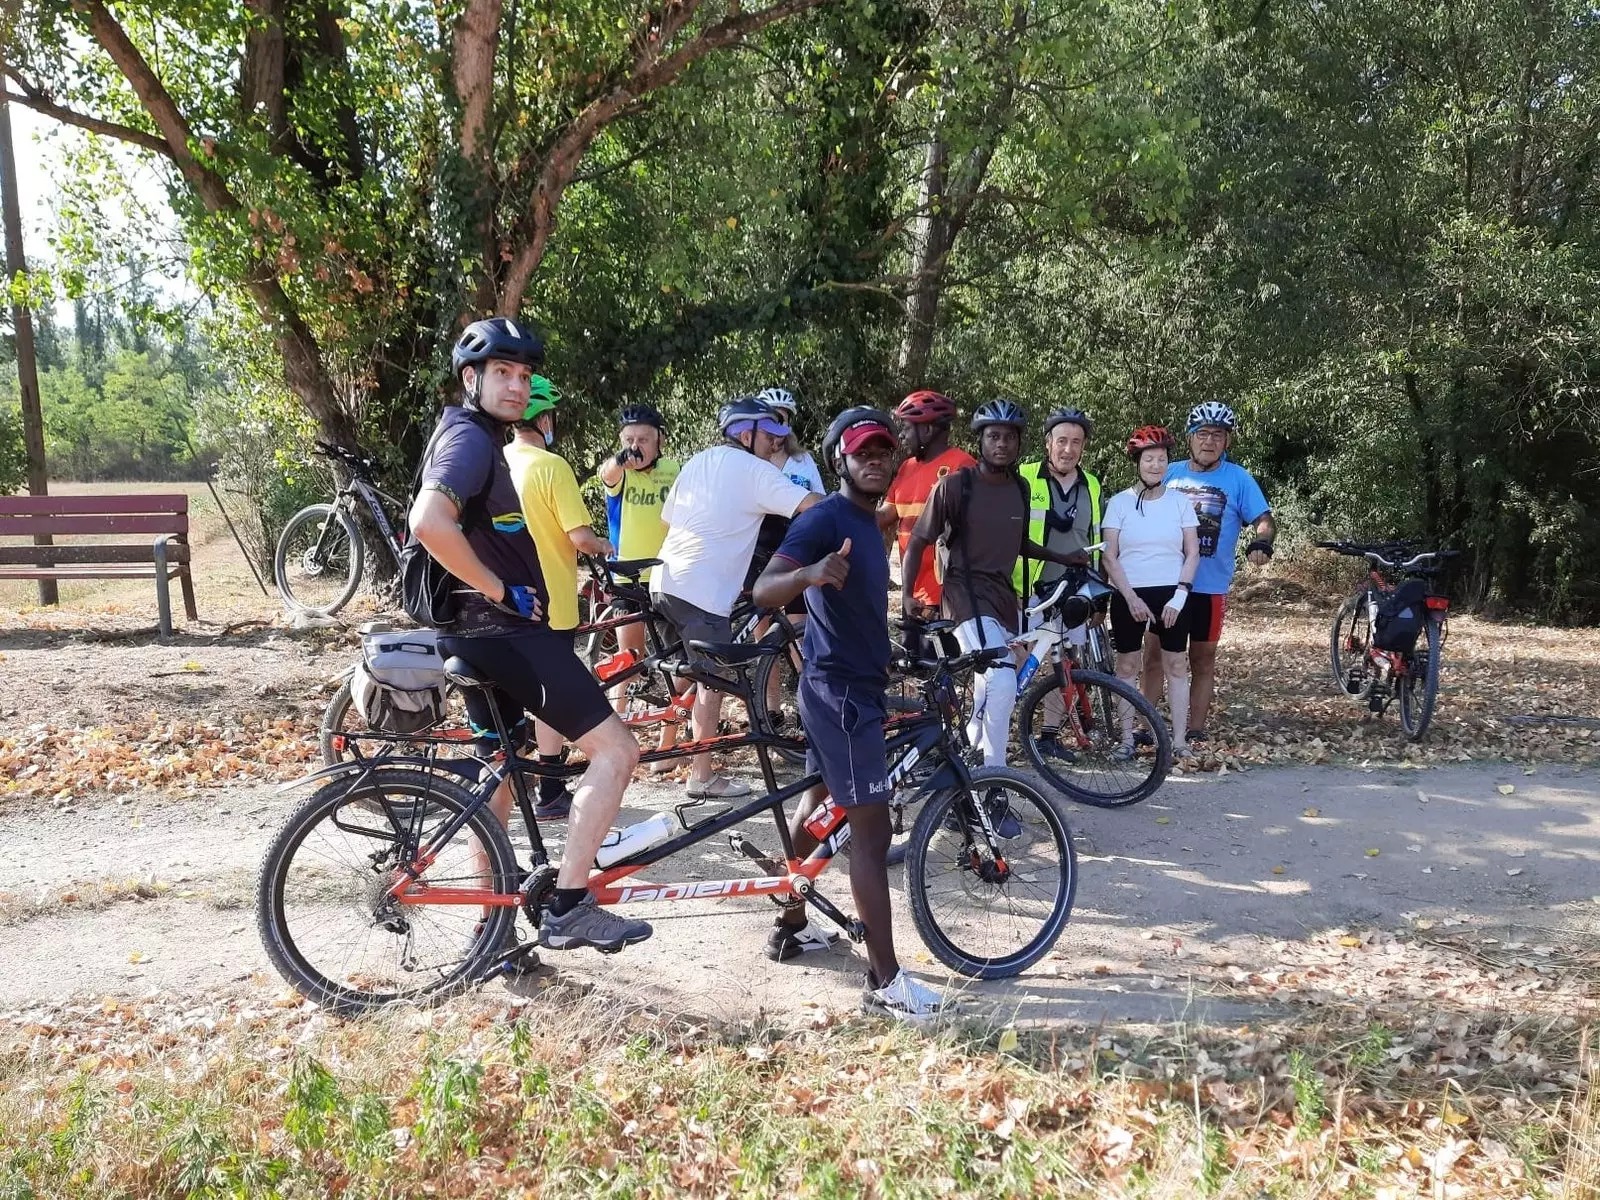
top-left (1, 510), bottom-right (1598, 1031)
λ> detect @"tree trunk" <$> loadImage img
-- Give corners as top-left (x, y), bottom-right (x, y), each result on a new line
top-left (895, 137), bottom-right (950, 388)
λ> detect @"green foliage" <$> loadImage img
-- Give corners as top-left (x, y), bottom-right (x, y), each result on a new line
top-left (0, 402), bottom-right (26, 493)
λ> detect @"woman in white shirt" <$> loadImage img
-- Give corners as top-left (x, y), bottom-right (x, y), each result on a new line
top-left (1100, 426), bottom-right (1201, 758)
top-left (758, 386), bottom-right (825, 493)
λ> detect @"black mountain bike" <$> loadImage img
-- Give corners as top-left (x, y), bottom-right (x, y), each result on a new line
top-left (258, 635), bottom-right (1077, 1015)
top-left (1319, 540), bottom-right (1458, 740)
top-left (274, 442), bottom-right (408, 616)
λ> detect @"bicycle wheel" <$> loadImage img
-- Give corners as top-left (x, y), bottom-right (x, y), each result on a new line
top-left (1017, 665), bottom-right (1171, 807)
top-left (275, 503), bottom-right (363, 616)
top-left (257, 767), bottom-right (517, 1015)
top-left (904, 766), bottom-right (1076, 979)
top-left (1329, 590), bottom-right (1372, 698)
top-left (1397, 617), bottom-right (1443, 740)
top-left (750, 637), bottom-right (806, 766)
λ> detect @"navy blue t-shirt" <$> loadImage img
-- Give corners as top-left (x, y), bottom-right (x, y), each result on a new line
top-left (419, 406), bottom-right (548, 634)
top-left (772, 493), bottom-right (890, 688)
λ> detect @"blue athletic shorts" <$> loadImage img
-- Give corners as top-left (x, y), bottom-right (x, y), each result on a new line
top-left (797, 673), bottom-right (891, 808)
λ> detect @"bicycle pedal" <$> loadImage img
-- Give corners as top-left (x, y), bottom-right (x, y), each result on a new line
top-left (730, 833), bottom-right (782, 875)
top-left (844, 920), bottom-right (867, 944)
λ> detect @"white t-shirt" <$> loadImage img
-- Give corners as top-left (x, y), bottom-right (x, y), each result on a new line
top-left (776, 451), bottom-right (825, 494)
top-left (1101, 487), bottom-right (1198, 589)
top-left (653, 444), bottom-right (813, 615)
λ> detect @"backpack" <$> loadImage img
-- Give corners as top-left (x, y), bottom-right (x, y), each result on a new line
top-left (397, 412), bottom-right (497, 627)
top-left (1373, 578), bottom-right (1428, 653)
top-left (350, 628), bottom-right (449, 734)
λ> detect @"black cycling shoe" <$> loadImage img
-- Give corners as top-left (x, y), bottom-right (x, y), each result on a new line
top-left (1132, 730), bottom-right (1155, 749)
top-left (1186, 728), bottom-right (1207, 744)
top-left (1037, 732), bottom-right (1077, 763)
top-left (534, 786), bottom-right (573, 821)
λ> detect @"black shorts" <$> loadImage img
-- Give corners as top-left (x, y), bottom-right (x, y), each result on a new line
top-left (437, 627), bottom-right (612, 747)
top-left (797, 673), bottom-right (891, 807)
top-left (1109, 586), bottom-right (1192, 654)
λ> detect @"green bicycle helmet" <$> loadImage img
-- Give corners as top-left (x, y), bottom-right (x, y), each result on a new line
top-left (520, 375), bottom-right (562, 423)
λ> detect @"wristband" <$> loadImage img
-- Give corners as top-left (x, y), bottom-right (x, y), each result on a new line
top-left (1246, 538), bottom-right (1274, 558)
top-left (1170, 585), bottom-right (1190, 603)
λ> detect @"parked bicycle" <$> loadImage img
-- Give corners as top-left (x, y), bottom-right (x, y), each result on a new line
top-left (1012, 567), bottom-right (1172, 806)
top-left (1319, 540), bottom-right (1458, 740)
top-left (274, 442), bottom-right (409, 616)
top-left (258, 630), bottom-right (1076, 1015)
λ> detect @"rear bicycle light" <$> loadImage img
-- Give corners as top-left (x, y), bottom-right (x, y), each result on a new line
top-left (1425, 595), bottom-right (1450, 611)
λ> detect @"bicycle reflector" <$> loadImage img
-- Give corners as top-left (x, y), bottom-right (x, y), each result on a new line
top-left (1425, 596), bottom-right (1450, 611)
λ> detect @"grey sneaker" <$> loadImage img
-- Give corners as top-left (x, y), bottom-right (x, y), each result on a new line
top-left (538, 895), bottom-right (652, 953)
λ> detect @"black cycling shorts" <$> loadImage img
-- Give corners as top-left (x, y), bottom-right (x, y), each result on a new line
top-left (437, 627), bottom-right (613, 746)
top-left (1109, 585), bottom-right (1192, 654)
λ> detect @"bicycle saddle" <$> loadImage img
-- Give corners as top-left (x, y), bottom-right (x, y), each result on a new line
top-left (687, 639), bottom-right (783, 666)
top-left (608, 557), bottom-right (662, 580)
top-left (441, 655), bottom-right (491, 689)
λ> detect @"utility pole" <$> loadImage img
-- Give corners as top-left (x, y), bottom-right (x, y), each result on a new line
top-left (0, 74), bottom-right (56, 604)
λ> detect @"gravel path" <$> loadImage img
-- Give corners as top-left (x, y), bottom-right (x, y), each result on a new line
top-left (4, 762), bottom-right (1595, 1027)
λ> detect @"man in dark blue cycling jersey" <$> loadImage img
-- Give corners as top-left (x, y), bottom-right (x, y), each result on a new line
top-left (409, 317), bottom-right (649, 956)
top-left (753, 408), bottom-right (945, 1021)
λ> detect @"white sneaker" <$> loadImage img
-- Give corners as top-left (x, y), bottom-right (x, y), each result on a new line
top-left (863, 969), bottom-right (945, 1022)
top-left (686, 773), bottom-right (752, 799)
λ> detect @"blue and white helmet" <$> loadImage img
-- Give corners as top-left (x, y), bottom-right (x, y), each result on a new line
top-left (1186, 401), bottom-right (1237, 433)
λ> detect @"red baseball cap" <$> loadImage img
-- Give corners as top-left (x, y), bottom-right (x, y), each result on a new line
top-left (839, 419), bottom-right (897, 455)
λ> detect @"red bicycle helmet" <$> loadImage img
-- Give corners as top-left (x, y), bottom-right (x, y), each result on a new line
top-left (1125, 425), bottom-right (1176, 459)
top-left (895, 390), bottom-right (956, 425)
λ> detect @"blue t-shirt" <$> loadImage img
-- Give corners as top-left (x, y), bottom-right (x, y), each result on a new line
top-left (772, 494), bottom-right (890, 689)
top-left (1164, 456), bottom-right (1270, 595)
top-left (419, 406), bottom-right (548, 634)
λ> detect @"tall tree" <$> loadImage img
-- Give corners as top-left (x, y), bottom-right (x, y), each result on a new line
top-left (3, 0), bottom-right (830, 454)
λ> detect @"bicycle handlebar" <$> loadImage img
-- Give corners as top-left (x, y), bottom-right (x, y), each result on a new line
top-left (1317, 540), bottom-right (1460, 573)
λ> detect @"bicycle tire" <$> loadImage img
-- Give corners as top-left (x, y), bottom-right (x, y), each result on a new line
top-left (749, 633), bottom-right (807, 766)
top-left (257, 767), bottom-right (517, 1016)
top-left (275, 503), bottom-right (363, 616)
top-left (1016, 665), bottom-right (1171, 807)
top-left (319, 677), bottom-right (357, 764)
top-left (1398, 617), bottom-right (1443, 740)
top-left (904, 766), bottom-right (1076, 979)
top-left (1329, 590), bottom-right (1372, 699)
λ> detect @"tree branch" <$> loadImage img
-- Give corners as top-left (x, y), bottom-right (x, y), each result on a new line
top-left (3, 75), bottom-right (170, 156)
top-left (70, 0), bottom-right (354, 443)
top-left (496, 0), bottom-right (827, 314)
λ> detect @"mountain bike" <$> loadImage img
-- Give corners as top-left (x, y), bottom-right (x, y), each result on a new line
top-left (1319, 540), bottom-right (1458, 740)
top-left (1012, 568), bottom-right (1172, 806)
top-left (274, 442), bottom-right (408, 616)
top-left (258, 636), bottom-right (1077, 1015)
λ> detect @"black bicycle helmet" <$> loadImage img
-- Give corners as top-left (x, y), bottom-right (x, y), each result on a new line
top-left (821, 406), bottom-right (899, 473)
top-left (451, 317), bottom-right (545, 379)
top-left (717, 395), bottom-right (778, 435)
top-left (970, 398), bottom-right (1027, 432)
top-left (1043, 408), bottom-right (1094, 439)
top-left (618, 403), bottom-right (665, 430)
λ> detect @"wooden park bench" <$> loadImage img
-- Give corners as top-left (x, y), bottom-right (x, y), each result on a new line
top-left (0, 493), bottom-right (198, 636)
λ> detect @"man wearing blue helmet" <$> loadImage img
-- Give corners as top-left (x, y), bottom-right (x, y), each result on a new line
top-left (1143, 401), bottom-right (1275, 744)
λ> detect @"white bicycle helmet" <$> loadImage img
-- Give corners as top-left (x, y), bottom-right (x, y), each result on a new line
top-left (1186, 401), bottom-right (1237, 433)
top-left (756, 386), bottom-right (797, 417)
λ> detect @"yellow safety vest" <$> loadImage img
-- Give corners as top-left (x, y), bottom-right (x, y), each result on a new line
top-left (1013, 461), bottom-right (1102, 596)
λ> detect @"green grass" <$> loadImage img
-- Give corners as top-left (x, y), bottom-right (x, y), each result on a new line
top-left (0, 985), bottom-right (1579, 1198)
